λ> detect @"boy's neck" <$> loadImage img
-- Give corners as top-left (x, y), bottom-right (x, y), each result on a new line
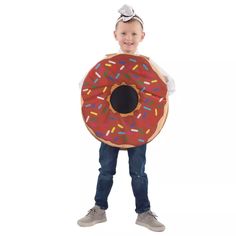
top-left (119, 49), bottom-right (139, 55)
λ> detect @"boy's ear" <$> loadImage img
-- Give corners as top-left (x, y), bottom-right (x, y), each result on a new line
top-left (141, 32), bottom-right (145, 41)
top-left (114, 31), bottom-right (117, 40)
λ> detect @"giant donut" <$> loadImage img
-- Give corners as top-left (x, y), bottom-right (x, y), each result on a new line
top-left (81, 53), bottom-right (168, 148)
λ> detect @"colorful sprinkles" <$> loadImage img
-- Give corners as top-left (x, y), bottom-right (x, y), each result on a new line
top-left (95, 63), bottom-right (101, 70)
top-left (81, 54), bottom-right (168, 147)
top-left (143, 64), bottom-right (149, 71)
top-left (120, 65), bottom-right (125, 70)
top-left (132, 64), bottom-right (139, 71)
top-left (103, 86), bottom-right (107, 93)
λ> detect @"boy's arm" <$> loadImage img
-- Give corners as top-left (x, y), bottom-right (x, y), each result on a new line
top-left (79, 77), bottom-right (84, 89)
top-left (149, 58), bottom-right (176, 95)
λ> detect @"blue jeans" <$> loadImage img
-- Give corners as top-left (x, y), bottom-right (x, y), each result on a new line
top-left (94, 142), bottom-right (150, 213)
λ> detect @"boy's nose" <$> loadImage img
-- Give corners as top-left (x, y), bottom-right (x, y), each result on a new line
top-left (125, 34), bottom-right (132, 41)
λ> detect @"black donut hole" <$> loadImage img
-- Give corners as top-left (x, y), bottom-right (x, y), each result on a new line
top-left (110, 85), bottom-right (138, 114)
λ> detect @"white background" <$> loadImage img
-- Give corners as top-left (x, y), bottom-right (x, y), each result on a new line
top-left (1, 0), bottom-right (236, 235)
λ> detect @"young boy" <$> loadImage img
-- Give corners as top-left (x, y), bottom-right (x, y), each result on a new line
top-left (78, 4), bottom-right (175, 232)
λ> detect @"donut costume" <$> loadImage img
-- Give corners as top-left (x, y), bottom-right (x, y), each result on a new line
top-left (81, 53), bottom-right (169, 148)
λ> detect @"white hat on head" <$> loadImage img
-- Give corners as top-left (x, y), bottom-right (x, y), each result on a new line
top-left (117, 4), bottom-right (143, 27)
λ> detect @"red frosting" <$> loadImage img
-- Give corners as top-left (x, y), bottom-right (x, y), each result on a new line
top-left (81, 54), bottom-right (168, 148)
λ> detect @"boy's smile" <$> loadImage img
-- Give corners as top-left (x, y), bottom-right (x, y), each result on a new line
top-left (114, 20), bottom-right (145, 54)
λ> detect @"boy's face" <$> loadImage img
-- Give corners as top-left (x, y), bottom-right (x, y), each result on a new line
top-left (114, 20), bottom-right (145, 54)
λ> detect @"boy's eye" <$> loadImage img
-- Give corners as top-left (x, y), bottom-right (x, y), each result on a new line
top-left (121, 32), bottom-right (126, 35)
top-left (132, 33), bottom-right (137, 36)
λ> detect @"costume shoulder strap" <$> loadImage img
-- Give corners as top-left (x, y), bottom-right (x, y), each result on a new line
top-left (139, 54), bottom-right (150, 61)
top-left (105, 53), bottom-right (118, 58)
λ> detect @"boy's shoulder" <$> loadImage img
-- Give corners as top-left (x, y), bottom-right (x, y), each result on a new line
top-left (105, 53), bottom-right (117, 58)
top-left (105, 53), bottom-right (150, 61)
top-left (138, 54), bottom-right (150, 61)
